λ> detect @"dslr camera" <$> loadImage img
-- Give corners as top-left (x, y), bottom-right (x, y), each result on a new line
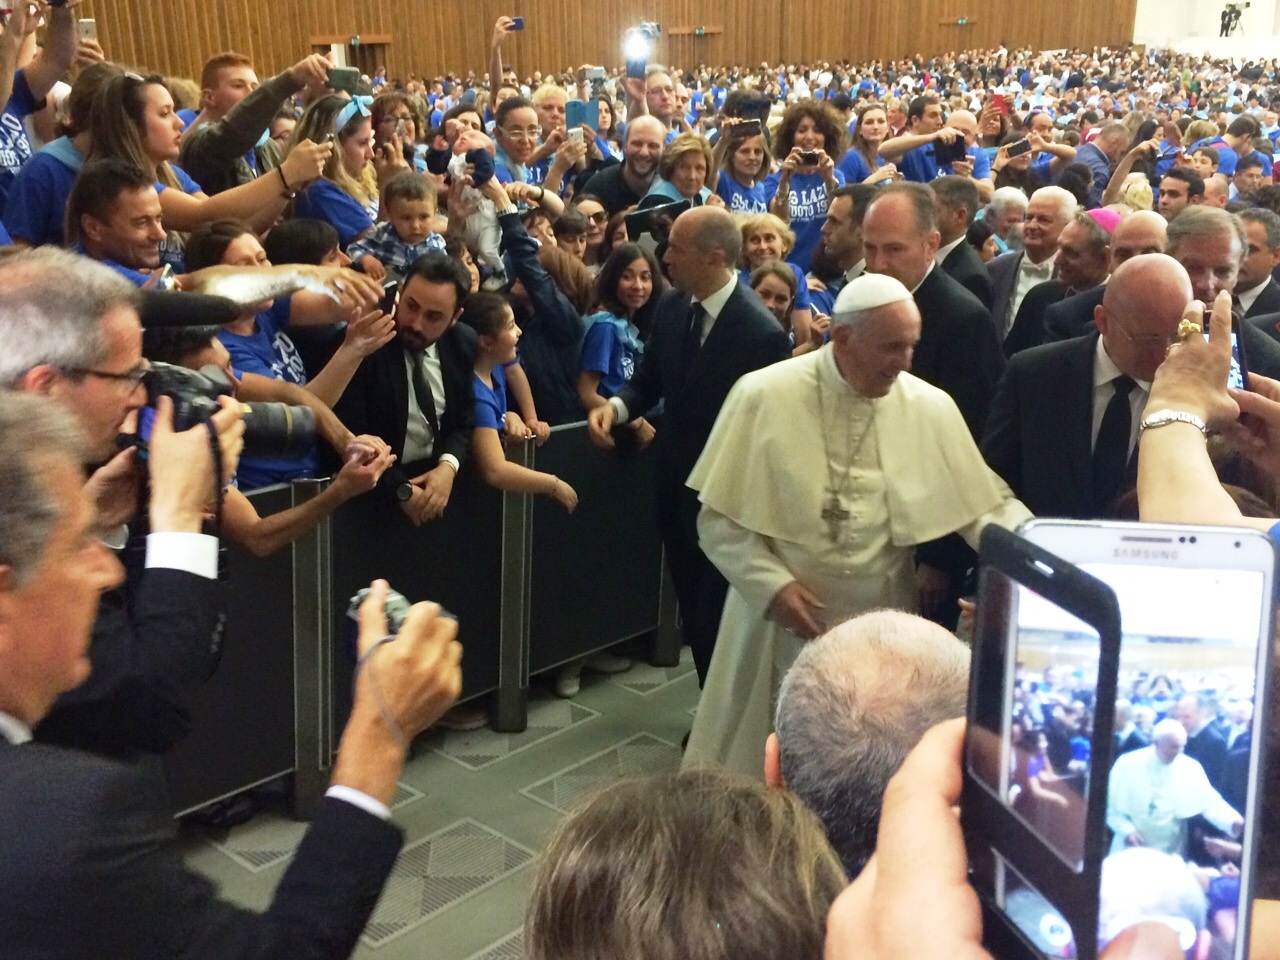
top-left (139, 362), bottom-right (316, 459)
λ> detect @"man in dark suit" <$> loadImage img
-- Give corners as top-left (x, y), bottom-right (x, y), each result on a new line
top-left (1237, 209), bottom-right (1280, 319)
top-left (0, 392), bottom-right (464, 959)
top-left (587, 206), bottom-right (789, 684)
top-left (810, 184), bottom-right (876, 318)
top-left (1176, 693), bottom-right (1230, 792)
top-left (1166, 206), bottom-right (1280, 380)
top-left (982, 254), bottom-right (1192, 519)
top-left (932, 175), bottom-right (994, 309)
top-left (0, 249), bottom-right (235, 763)
top-left (1044, 210), bottom-right (1170, 344)
top-left (334, 254), bottom-right (477, 527)
top-left (987, 186), bottom-right (1077, 341)
top-left (1114, 699), bottom-right (1150, 756)
top-left (1004, 210), bottom-right (1111, 356)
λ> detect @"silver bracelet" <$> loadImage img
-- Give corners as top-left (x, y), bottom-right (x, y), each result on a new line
top-left (1138, 408), bottom-right (1209, 437)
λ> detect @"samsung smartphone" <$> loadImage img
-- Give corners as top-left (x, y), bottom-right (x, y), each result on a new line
top-left (77, 17), bottom-right (96, 41)
top-left (976, 519), bottom-right (1277, 960)
top-left (565, 98), bottom-right (599, 132)
top-left (624, 198), bottom-right (692, 242)
top-left (327, 67), bottom-right (360, 94)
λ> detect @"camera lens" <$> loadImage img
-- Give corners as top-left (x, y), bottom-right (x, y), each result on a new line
top-left (240, 403), bottom-right (316, 459)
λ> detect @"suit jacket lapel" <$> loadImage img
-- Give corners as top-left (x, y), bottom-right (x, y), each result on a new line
top-left (387, 340), bottom-right (412, 459)
top-left (1063, 334), bottom-right (1099, 503)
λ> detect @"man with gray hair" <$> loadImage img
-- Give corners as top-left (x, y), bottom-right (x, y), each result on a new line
top-left (932, 175), bottom-right (995, 309)
top-left (681, 272), bottom-right (1028, 775)
top-left (1106, 718), bottom-right (1243, 856)
top-left (588, 206), bottom-right (790, 685)
top-left (987, 185), bottom-right (1078, 340)
top-left (0, 247), bottom-right (242, 760)
top-left (764, 609), bottom-right (969, 877)
top-left (1164, 205), bottom-right (1280, 379)
top-left (984, 187), bottom-right (1029, 252)
top-left (1235, 208), bottom-right (1280, 320)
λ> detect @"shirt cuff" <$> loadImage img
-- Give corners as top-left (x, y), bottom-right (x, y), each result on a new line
top-left (439, 454), bottom-right (460, 474)
top-left (145, 532), bottom-right (219, 579)
top-left (325, 785), bottom-right (392, 821)
top-left (608, 395), bottom-right (630, 425)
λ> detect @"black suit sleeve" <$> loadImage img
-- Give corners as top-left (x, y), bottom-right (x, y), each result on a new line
top-left (60, 762), bottom-right (402, 960)
top-left (616, 298), bottom-right (675, 418)
top-left (332, 352), bottom-right (413, 505)
top-left (36, 568), bottom-right (224, 757)
top-left (498, 212), bottom-right (581, 348)
top-left (936, 308), bottom-right (1004, 438)
top-left (437, 327), bottom-right (477, 470)
top-left (980, 360), bottom-right (1026, 498)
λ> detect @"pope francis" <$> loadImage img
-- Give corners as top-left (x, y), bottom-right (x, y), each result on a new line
top-left (682, 273), bottom-right (1032, 776)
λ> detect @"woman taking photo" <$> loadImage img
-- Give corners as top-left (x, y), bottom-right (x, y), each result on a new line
top-left (462, 291), bottom-right (578, 512)
top-left (639, 132), bottom-right (720, 208)
top-left (737, 212), bottom-right (813, 348)
top-left (577, 243), bottom-right (663, 440)
top-left (765, 99), bottom-right (846, 271)
top-left (289, 94), bottom-right (410, 248)
top-left (712, 120), bottom-right (772, 213)
top-left (371, 91), bottom-right (426, 172)
top-left (89, 72), bottom-right (330, 266)
top-left (836, 103), bottom-right (899, 185)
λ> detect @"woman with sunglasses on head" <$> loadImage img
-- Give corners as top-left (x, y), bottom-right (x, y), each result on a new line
top-left (570, 193), bottom-right (609, 274)
top-left (88, 72), bottom-right (332, 269)
top-left (288, 94), bottom-right (411, 249)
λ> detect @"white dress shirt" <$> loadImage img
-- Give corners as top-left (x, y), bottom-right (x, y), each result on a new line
top-left (0, 710), bottom-right (32, 744)
top-left (1237, 276), bottom-right (1271, 316)
top-left (1091, 336), bottom-right (1151, 457)
top-left (610, 273), bottom-right (738, 424)
top-left (843, 259), bottom-right (866, 285)
top-left (1008, 251), bottom-right (1057, 332)
top-left (403, 343), bottom-right (456, 469)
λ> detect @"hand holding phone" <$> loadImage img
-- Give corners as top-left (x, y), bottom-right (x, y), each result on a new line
top-left (509, 15), bottom-right (524, 30)
top-left (1006, 138), bottom-right (1033, 158)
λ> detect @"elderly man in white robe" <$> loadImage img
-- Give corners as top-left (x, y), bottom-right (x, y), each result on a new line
top-left (1106, 719), bottom-right (1244, 856)
top-left (682, 273), bottom-right (1032, 777)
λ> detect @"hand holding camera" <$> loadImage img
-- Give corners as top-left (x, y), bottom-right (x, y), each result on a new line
top-left (279, 138), bottom-right (332, 191)
top-left (147, 395), bottom-right (245, 533)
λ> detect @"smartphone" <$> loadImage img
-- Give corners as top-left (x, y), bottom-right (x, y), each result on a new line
top-left (625, 198), bottom-right (693, 242)
top-left (988, 519), bottom-right (1277, 960)
top-left (566, 127), bottom-right (584, 144)
top-left (378, 278), bottom-right (399, 315)
top-left (1158, 147), bottom-right (1183, 161)
top-left (509, 15), bottom-right (524, 29)
top-left (728, 117), bottom-right (764, 139)
top-left (77, 17), bottom-right (96, 41)
top-left (394, 118), bottom-right (407, 140)
top-left (993, 93), bottom-right (1010, 116)
top-left (798, 150), bottom-right (820, 165)
top-left (565, 98), bottom-right (599, 131)
top-left (1205, 309), bottom-right (1250, 391)
top-left (587, 66), bottom-right (606, 81)
top-left (1007, 138), bottom-right (1034, 158)
top-left (327, 66), bottom-right (360, 94)
top-left (935, 136), bottom-right (969, 165)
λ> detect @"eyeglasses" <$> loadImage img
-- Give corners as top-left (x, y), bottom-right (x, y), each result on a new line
top-left (65, 363), bottom-right (150, 390)
top-left (581, 210), bottom-right (608, 223)
top-left (502, 127), bottom-right (542, 142)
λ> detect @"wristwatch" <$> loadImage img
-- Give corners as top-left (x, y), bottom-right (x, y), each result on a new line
top-left (395, 480), bottom-right (414, 502)
top-left (1138, 408), bottom-right (1208, 436)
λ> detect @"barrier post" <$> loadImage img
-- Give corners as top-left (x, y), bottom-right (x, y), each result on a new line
top-left (495, 440), bottom-right (534, 732)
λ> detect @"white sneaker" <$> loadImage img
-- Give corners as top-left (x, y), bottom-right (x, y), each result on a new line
top-left (584, 652), bottom-right (633, 675)
top-left (554, 662), bottom-right (583, 698)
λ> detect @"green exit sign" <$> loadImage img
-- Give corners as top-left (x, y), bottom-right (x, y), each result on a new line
top-left (695, 25), bottom-right (705, 35)
top-left (958, 17), bottom-right (967, 24)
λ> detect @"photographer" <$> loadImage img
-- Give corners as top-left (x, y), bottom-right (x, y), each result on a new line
top-left (144, 325), bottom-right (396, 557)
top-left (0, 248), bottom-right (245, 759)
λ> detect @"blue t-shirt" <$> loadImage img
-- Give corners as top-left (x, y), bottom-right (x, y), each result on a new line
top-left (0, 71), bottom-right (40, 218)
top-left (154, 165), bottom-right (204, 270)
top-left (2, 135), bottom-right (83, 245)
top-left (711, 86), bottom-right (727, 110)
top-left (738, 263), bottom-right (813, 311)
top-left (837, 148), bottom-right (882, 184)
top-left (716, 174), bottom-right (768, 213)
top-left (1191, 137), bottom-right (1274, 177)
top-left (217, 298), bottom-right (320, 489)
top-left (0, 220), bottom-right (11, 246)
top-left (472, 362), bottom-right (509, 432)
top-left (763, 168), bottom-right (845, 273)
top-left (176, 108), bottom-right (198, 131)
top-left (580, 312), bottom-right (642, 399)
top-left (292, 179), bottom-right (375, 248)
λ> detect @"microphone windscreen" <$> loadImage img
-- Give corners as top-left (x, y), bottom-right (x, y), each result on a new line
top-left (137, 290), bottom-right (241, 328)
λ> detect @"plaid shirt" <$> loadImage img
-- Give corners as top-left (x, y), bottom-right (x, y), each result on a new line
top-left (348, 221), bottom-right (446, 277)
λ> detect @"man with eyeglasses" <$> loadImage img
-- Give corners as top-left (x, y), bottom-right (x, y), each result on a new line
top-left (0, 247), bottom-right (241, 763)
top-left (982, 254), bottom-right (1194, 519)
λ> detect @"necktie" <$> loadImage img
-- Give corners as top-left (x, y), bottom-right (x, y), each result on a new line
top-left (407, 348), bottom-right (440, 440)
top-left (1092, 375), bottom-right (1136, 513)
top-left (681, 302), bottom-right (705, 383)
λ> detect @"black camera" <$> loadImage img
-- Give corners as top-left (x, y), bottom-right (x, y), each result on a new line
top-left (140, 362), bottom-right (316, 460)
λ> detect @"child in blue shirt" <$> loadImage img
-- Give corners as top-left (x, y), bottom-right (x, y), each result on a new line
top-left (462, 291), bottom-right (578, 511)
top-left (348, 170), bottom-right (445, 281)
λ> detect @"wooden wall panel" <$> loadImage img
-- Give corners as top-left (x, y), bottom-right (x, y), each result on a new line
top-left (73, 0), bottom-right (1138, 86)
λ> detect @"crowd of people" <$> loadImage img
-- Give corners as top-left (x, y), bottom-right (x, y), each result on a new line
top-left (8, 2), bottom-right (1280, 955)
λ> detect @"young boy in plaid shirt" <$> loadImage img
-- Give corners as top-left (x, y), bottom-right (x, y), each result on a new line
top-left (349, 171), bottom-right (446, 280)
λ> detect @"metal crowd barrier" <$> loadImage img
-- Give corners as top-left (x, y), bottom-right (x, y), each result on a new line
top-left (164, 423), bottom-right (679, 818)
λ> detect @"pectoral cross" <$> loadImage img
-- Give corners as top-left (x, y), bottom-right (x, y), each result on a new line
top-left (821, 490), bottom-right (851, 544)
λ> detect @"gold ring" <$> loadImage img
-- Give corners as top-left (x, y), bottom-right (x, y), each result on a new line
top-left (1177, 319), bottom-right (1203, 341)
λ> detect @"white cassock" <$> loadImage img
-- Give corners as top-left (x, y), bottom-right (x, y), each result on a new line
top-left (682, 346), bottom-right (1031, 777)
top-left (1106, 746), bottom-right (1242, 854)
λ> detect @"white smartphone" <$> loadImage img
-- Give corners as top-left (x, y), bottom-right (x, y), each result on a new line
top-left (1014, 518), bottom-right (1277, 960)
top-left (77, 17), bottom-right (96, 41)
top-left (566, 127), bottom-right (584, 144)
